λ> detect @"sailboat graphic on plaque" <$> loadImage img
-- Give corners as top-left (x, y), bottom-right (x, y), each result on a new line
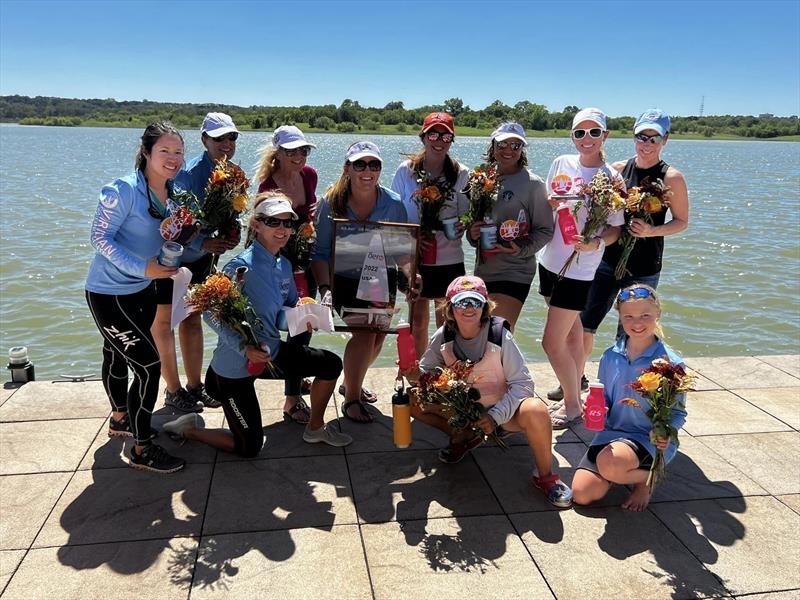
top-left (356, 232), bottom-right (390, 304)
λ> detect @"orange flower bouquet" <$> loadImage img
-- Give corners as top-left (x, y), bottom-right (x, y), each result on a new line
top-left (416, 360), bottom-right (507, 448)
top-left (625, 357), bottom-right (695, 488)
top-left (459, 163), bottom-right (501, 228)
top-left (199, 158), bottom-right (250, 242)
top-left (412, 170), bottom-right (453, 240)
top-left (614, 177), bottom-right (672, 279)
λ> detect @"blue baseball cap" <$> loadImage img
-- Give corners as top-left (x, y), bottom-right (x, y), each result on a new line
top-left (634, 109), bottom-right (671, 136)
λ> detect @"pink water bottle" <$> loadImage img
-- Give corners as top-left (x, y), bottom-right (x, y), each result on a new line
top-left (396, 322), bottom-right (417, 371)
top-left (556, 203), bottom-right (579, 245)
top-left (584, 382), bottom-right (607, 431)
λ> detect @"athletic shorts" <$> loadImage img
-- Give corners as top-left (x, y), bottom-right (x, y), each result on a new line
top-left (537, 264), bottom-right (592, 312)
top-left (485, 279), bottom-right (532, 304)
top-left (577, 438), bottom-right (653, 475)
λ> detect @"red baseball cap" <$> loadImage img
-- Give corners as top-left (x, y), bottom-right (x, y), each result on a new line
top-left (421, 112), bottom-right (455, 135)
top-left (446, 275), bottom-right (488, 304)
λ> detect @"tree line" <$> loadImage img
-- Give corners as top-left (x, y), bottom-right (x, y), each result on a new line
top-left (1, 95), bottom-right (797, 138)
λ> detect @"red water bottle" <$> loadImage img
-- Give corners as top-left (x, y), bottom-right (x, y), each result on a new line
top-left (556, 203), bottom-right (579, 245)
top-left (396, 322), bottom-right (417, 370)
top-left (247, 342), bottom-right (269, 376)
top-left (584, 382), bottom-right (607, 431)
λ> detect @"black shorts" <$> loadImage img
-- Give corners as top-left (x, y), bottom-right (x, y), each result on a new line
top-left (154, 253), bottom-right (215, 305)
top-left (418, 263), bottom-right (465, 299)
top-left (537, 264), bottom-right (592, 312)
top-left (485, 279), bottom-right (532, 303)
top-left (577, 438), bottom-right (654, 475)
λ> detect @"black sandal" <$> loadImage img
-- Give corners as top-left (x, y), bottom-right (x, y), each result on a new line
top-left (283, 399), bottom-right (311, 424)
top-left (338, 385), bottom-right (378, 404)
top-left (341, 400), bottom-right (374, 424)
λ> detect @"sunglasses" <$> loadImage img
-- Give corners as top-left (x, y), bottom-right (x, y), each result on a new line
top-left (146, 190), bottom-right (166, 220)
top-left (617, 287), bottom-right (655, 302)
top-left (212, 133), bottom-right (239, 143)
top-left (258, 217), bottom-right (295, 228)
top-left (283, 146), bottom-right (312, 157)
top-left (350, 159), bottom-right (382, 172)
top-left (425, 131), bottom-right (454, 143)
top-left (452, 297), bottom-right (485, 310)
top-left (634, 132), bottom-right (664, 145)
top-left (572, 128), bottom-right (604, 140)
top-left (495, 140), bottom-right (523, 150)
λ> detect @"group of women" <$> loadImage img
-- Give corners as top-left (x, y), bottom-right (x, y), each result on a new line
top-left (85, 106), bottom-right (689, 510)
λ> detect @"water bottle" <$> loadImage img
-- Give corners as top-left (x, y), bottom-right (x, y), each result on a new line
top-left (396, 322), bottom-right (416, 371)
top-left (584, 382), bottom-right (607, 431)
top-left (7, 347), bottom-right (35, 383)
top-left (392, 379), bottom-right (412, 449)
top-left (556, 204), bottom-right (579, 245)
top-left (158, 241), bottom-right (183, 267)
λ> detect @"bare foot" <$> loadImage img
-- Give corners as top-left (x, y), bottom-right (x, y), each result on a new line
top-left (621, 482), bottom-right (651, 512)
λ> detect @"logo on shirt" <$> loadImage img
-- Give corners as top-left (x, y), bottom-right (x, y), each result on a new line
top-left (551, 174), bottom-right (572, 195)
top-left (280, 278), bottom-right (291, 297)
top-left (501, 190), bottom-right (514, 202)
top-left (99, 192), bottom-right (119, 209)
top-left (499, 220), bottom-right (520, 241)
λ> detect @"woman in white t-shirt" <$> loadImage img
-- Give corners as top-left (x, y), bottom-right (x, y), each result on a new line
top-left (391, 112), bottom-right (469, 356)
top-left (537, 108), bottom-right (624, 429)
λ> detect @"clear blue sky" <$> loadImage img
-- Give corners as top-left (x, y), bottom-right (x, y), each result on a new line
top-left (1, 0), bottom-right (798, 117)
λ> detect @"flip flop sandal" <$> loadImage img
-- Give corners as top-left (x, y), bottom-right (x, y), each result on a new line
top-left (338, 385), bottom-right (378, 404)
top-left (341, 400), bottom-right (374, 424)
top-left (283, 399), bottom-right (311, 425)
top-left (547, 399), bottom-right (565, 414)
top-left (300, 378), bottom-right (313, 395)
top-left (550, 412), bottom-right (583, 430)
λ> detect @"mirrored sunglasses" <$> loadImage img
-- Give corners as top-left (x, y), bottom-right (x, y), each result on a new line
top-left (452, 297), bottom-right (485, 310)
top-left (617, 287), bottom-right (655, 302)
top-left (283, 146), bottom-right (312, 157)
top-left (495, 140), bottom-right (523, 150)
top-left (425, 131), bottom-right (454, 143)
top-left (634, 132), bottom-right (664, 145)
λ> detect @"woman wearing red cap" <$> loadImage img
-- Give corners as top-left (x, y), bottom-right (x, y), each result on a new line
top-left (391, 111), bottom-right (469, 356)
top-left (400, 275), bottom-right (572, 508)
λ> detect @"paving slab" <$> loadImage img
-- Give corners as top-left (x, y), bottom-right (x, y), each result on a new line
top-left (651, 496), bottom-right (800, 595)
top-left (0, 380), bottom-right (110, 422)
top-left (0, 385), bottom-right (21, 407)
top-left (776, 494), bottom-right (800, 516)
top-left (756, 354), bottom-right (800, 379)
top-left (681, 390), bottom-right (791, 436)
top-left (650, 435), bottom-right (769, 503)
top-left (203, 455), bottom-right (356, 535)
top-left (736, 591), bottom-right (800, 599)
top-left (513, 507), bottom-right (728, 599)
top-left (34, 465), bottom-right (212, 547)
top-left (730, 387), bottom-right (800, 430)
top-left (685, 356), bottom-right (799, 389)
top-left (337, 406), bottom-right (452, 454)
top-left (686, 367), bottom-right (725, 391)
top-left (2, 537), bottom-right (196, 600)
top-left (191, 526), bottom-right (371, 599)
top-left (0, 472), bottom-right (71, 549)
top-left (347, 449), bottom-right (502, 523)
top-left (0, 418), bottom-right (103, 475)
top-left (697, 432), bottom-right (800, 496)
top-left (362, 515), bottom-right (553, 600)
top-left (0, 550), bottom-right (25, 593)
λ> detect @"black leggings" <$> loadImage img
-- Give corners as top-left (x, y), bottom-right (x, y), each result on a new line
top-left (205, 341), bottom-right (342, 457)
top-left (85, 284), bottom-right (160, 445)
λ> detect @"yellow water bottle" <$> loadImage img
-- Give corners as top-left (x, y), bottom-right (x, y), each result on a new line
top-left (392, 378), bottom-right (412, 449)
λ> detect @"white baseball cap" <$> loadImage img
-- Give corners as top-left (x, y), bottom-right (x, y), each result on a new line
top-left (272, 125), bottom-right (317, 150)
top-left (490, 122), bottom-right (527, 146)
top-left (345, 141), bottom-right (382, 163)
top-left (254, 195), bottom-right (298, 220)
top-left (572, 108), bottom-right (607, 131)
top-left (201, 112), bottom-right (239, 138)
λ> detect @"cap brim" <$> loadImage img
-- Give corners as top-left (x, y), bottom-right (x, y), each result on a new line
top-left (205, 126), bottom-right (239, 137)
top-left (421, 123), bottom-right (455, 135)
top-left (493, 133), bottom-right (528, 145)
top-left (279, 140), bottom-right (317, 149)
top-left (255, 203), bottom-right (299, 220)
top-left (450, 290), bottom-right (487, 304)
top-left (573, 118), bottom-right (607, 131)
top-left (634, 123), bottom-right (667, 136)
top-left (347, 151), bottom-right (382, 162)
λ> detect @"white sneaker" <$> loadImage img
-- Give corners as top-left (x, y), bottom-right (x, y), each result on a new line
top-left (163, 413), bottom-right (203, 440)
top-left (303, 424), bottom-right (353, 447)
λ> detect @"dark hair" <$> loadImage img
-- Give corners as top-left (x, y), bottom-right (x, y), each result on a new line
top-left (135, 121), bottom-right (183, 171)
top-left (483, 140), bottom-right (528, 169)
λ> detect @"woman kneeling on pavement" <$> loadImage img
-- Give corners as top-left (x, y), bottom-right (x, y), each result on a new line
top-left (162, 193), bottom-right (352, 456)
top-left (400, 275), bottom-right (572, 508)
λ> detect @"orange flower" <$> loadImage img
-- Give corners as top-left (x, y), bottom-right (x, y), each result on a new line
top-left (297, 222), bottom-right (315, 238)
top-left (642, 196), bottom-right (663, 214)
top-left (210, 167), bottom-right (228, 186)
top-left (424, 186), bottom-right (441, 202)
top-left (620, 397), bottom-right (641, 408)
top-left (636, 371), bottom-right (662, 393)
top-left (232, 194), bottom-right (248, 212)
top-left (483, 179), bottom-right (495, 192)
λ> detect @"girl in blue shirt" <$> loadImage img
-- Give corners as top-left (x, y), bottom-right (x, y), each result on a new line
top-left (572, 284), bottom-right (687, 511)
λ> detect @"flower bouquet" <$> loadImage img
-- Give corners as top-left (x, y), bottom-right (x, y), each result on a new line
top-left (614, 177), bottom-right (672, 279)
top-left (198, 158), bottom-right (250, 243)
top-left (283, 221), bottom-right (316, 297)
top-left (185, 268), bottom-right (278, 377)
top-left (459, 163), bottom-right (501, 228)
top-left (624, 357), bottom-right (695, 488)
top-left (415, 360), bottom-right (507, 448)
top-left (413, 170), bottom-right (453, 264)
top-left (558, 170), bottom-right (626, 278)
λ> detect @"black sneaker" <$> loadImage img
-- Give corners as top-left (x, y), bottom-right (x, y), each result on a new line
top-left (187, 383), bottom-right (221, 409)
top-left (546, 376), bottom-right (589, 401)
top-left (108, 414), bottom-right (157, 439)
top-left (164, 388), bottom-right (203, 413)
top-left (128, 443), bottom-right (185, 473)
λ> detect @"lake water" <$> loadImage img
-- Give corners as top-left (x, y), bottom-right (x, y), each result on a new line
top-left (1, 124), bottom-right (799, 381)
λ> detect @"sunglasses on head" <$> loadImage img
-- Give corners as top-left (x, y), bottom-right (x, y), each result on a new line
top-left (617, 287), bottom-right (655, 302)
top-left (258, 216), bottom-right (295, 228)
top-left (495, 140), bottom-right (523, 150)
top-left (572, 128), bottom-right (604, 140)
top-left (283, 146), bottom-right (312, 157)
top-left (634, 132), bottom-right (664, 145)
top-left (350, 159), bottom-right (382, 172)
top-left (452, 297), bottom-right (484, 310)
top-left (425, 131), bottom-right (454, 143)
top-left (212, 133), bottom-right (239, 143)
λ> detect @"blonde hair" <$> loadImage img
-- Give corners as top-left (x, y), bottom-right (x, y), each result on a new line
top-left (614, 284), bottom-right (664, 337)
top-left (253, 143), bottom-right (280, 188)
top-left (324, 164), bottom-right (351, 218)
top-left (245, 190), bottom-right (288, 248)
